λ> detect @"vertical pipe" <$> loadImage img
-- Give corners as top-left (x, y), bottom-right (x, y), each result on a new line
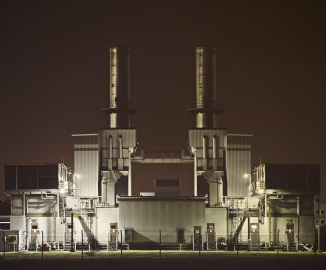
top-left (109, 136), bottom-right (113, 158)
top-left (22, 193), bottom-right (25, 216)
top-left (119, 135), bottom-right (123, 158)
top-left (269, 201), bottom-right (271, 247)
top-left (202, 136), bottom-right (206, 159)
top-left (70, 213), bottom-right (74, 252)
top-left (101, 175), bottom-right (107, 204)
top-left (265, 193), bottom-right (267, 249)
top-left (194, 151), bottom-right (197, 196)
top-left (248, 216), bottom-right (250, 251)
top-left (42, 231), bottom-right (43, 262)
top-left (54, 201), bottom-right (56, 242)
top-left (128, 150), bottom-right (132, 196)
top-left (212, 136), bottom-right (216, 159)
top-left (318, 197), bottom-right (320, 251)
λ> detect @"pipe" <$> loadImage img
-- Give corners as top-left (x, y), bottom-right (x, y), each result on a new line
top-left (128, 150), bottom-right (132, 196)
top-left (269, 200), bottom-right (271, 246)
top-left (102, 175), bottom-right (107, 204)
top-left (194, 150), bottom-right (197, 196)
top-left (212, 136), bottom-right (216, 159)
top-left (109, 136), bottom-right (113, 158)
top-left (54, 201), bottom-right (56, 242)
top-left (22, 193), bottom-right (25, 216)
top-left (217, 178), bottom-right (223, 206)
top-left (119, 135), bottom-right (123, 159)
top-left (202, 136), bottom-right (206, 159)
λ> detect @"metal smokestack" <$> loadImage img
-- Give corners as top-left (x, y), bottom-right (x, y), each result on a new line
top-left (187, 46), bottom-right (224, 128)
top-left (101, 46), bottom-right (137, 127)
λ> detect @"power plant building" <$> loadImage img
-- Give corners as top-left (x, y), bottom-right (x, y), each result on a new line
top-left (2, 46), bottom-right (320, 252)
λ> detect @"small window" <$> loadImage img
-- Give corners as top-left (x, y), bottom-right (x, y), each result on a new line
top-left (316, 210), bottom-right (319, 215)
top-left (321, 220), bottom-right (325, 225)
top-left (321, 210), bottom-right (325, 215)
top-left (32, 225), bottom-right (37, 229)
top-left (316, 220), bottom-right (319, 224)
top-left (68, 224), bottom-right (72, 229)
top-left (177, 229), bottom-right (184, 243)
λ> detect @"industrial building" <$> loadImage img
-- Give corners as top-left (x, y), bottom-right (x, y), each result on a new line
top-left (2, 46), bottom-right (320, 252)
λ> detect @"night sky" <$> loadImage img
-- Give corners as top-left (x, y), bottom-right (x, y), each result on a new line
top-left (1, 1), bottom-right (326, 201)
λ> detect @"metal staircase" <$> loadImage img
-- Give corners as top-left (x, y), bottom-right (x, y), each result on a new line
top-left (79, 216), bottom-right (100, 249)
top-left (227, 216), bottom-right (247, 244)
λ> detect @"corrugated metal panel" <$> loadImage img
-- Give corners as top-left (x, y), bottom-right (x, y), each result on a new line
top-left (226, 135), bottom-right (252, 197)
top-left (189, 129), bottom-right (227, 148)
top-left (98, 129), bottom-right (136, 148)
top-left (73, 134), bottom-right (98, 197)
top-left (119, 200), bottom-right (205, 232)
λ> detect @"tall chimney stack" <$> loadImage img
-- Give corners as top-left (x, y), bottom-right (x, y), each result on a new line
top-left (101, 46), bottom-right (137, 128)
top-left (187, 46), bottom-right (224, 128)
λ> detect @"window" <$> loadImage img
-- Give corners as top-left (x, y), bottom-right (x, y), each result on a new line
top-left (321, 220), bottom-right (325, 225)
top-left (316, 210), bottom-right (319, 215)
top-left (177, 229), bottom-right (184, 243)
top-left (321, 210), bottom-right (325, 215)
top-left (316, 220), bottom-right (319, 224)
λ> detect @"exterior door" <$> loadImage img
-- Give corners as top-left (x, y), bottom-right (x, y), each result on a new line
top-left (66, 223), bottom-right (73, 241)
top-left (194, 226), bottom-right (201, 249)
top-left (250, 223), bottom-right (259, 242)
top-left (286, 222), bottom-right (294, 242)
top-left (31, 221), bottom-right (38, 242)
top-left (110, 223), bottom-right (118, 241)
top-left (207, 223), bottom-right (215, 242)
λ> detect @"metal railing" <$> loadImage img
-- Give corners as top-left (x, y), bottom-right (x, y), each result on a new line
top-left (133, 149), bottom-right (192, 161)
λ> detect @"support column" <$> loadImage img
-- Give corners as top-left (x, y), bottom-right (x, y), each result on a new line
top-left (128, 150), bottom-right (132, 196)
top-left (194, 150), bottom-right (197, 196)
top-left (212, 136), bottom-right (216, 159)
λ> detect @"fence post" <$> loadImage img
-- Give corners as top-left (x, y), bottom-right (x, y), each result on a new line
top-left (199, 234), bottom-right (201, 261)
top-left (216, 234), bottom-right (218, 251)
top-left (160, 230), bottom-right (161, 260)
top-left (207, 234), bottom-right (208, 251)
top-left (192, 235), bottom-right (194, 251)
top-left (120, 230), bottom-right (122, 260)
top-left (81, 230), bottom-right (83, 261)
top-left (237, 233), bottom-right (238, 263)
top-left (42, 231), bottom-right (43, 262)
top-left (4, 235), bottom-right (6, 261)
top-left (277, 229), bottom-right (279, 260)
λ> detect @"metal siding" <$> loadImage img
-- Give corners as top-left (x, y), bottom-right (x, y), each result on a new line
top-left (98, 129), bottom-right (136, 148)
top-left (226, 135), bottom-right (252, 197)
top-left (119, 200), bottom-right (205, 232)
top-left (73, 135), bottom-right (98, 197)
top-left (189, 129), bottom-right (227, 149)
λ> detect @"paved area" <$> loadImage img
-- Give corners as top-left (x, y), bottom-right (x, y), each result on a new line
top-left (1, 250), bottom-right (325, 270)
